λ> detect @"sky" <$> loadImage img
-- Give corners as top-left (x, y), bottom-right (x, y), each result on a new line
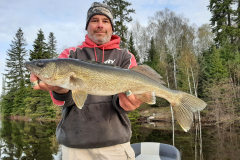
top-left (0, 0), bottom-right (212, 95)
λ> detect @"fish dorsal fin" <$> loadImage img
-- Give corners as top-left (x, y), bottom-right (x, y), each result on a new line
top-left (130, 65), bottom-right (165, 84)
top-left (81, 59), bottom-right (120, 68)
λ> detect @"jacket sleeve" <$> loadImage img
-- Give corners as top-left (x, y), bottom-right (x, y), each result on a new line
top-left (112, 50), bottom-right (138, 114)
top-left (120, 50), bottom-right (137, 69)
top-left (52, 90), bottom-right (75, 107)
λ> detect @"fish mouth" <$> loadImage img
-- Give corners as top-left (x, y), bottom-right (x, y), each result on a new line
top-left (24, 61), bottom-right (38, 73)
top-left (24, 62), bottom-right (32, 71)
top-left (25, 60), bottom-right (43, 71)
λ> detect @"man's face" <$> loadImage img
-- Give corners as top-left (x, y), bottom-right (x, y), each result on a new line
top-left (87, 15), bottom-right (113, 45)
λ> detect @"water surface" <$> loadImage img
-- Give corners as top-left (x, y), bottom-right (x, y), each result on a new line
top-left (0, 119), bottom-right (239, 160)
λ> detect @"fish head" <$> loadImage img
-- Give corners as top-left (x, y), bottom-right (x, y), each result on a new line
top-left (25, 59), bottom-right (57, 81)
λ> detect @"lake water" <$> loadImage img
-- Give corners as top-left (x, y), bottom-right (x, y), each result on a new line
top-left (0, 119), bottom-right (239, 160)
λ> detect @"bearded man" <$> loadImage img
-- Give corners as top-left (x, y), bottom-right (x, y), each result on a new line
top-left (30, 2), bottom-right (142, 160)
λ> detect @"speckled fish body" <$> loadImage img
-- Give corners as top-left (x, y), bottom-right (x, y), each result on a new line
top-left (25, 58), bottom-right (207, 132)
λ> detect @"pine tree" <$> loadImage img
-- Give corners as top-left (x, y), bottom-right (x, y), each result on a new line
top-left (4, 28), bottom-right (28, 90)
top-left (208, 0), bottom-right (236, 46)
top-left (146, 37), bottom-right (160, 69)
top-left (204, 47), bottom-right (229, 83)
top-left (103, 0), bottom-right (135, 48)
top-left (1, 76), bottom-right (6, 97)
top-left (29, 29), bottom-right (50, 60)
top-left (48, 32), bottom-right (58, 59)
top-left (128, 32), bottom-right (139, 62)
top-left (233, 0), bottom-right (240, 52)
top-left (208, 0), bottom-right (240, 91)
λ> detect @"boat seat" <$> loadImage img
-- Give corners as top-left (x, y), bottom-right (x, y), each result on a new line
top-left (131, 142), bottom-right (181, 160)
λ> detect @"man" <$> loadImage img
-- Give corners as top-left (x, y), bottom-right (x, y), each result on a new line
top-left (30, 2), bottom-right (142, 160)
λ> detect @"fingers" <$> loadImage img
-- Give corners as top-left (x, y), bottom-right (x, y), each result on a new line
top-left (125, 90), bottom-right (133, 97)
top-left (118, 91), bottom-right (143, 111)
top-left (30, 74), bottom-right (50, 91)
top-left (30, 74), bottom-right (41, 90)
top-left (30, 73), bottom-right (38, 81)
top-left (30, 73), bottom-right (56, 91)
top-left (30, 73), bottom-right (69, 93)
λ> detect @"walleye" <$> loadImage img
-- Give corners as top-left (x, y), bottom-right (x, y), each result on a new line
top-left (25, 58), bottom-right (207, 132)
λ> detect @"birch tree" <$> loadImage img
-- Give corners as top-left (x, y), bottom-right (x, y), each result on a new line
top-left (149, 8), bottom-right (189, 89)
top-left (130, 20), bottom-right (150, 62)
top-left (195, 24), bottom-right (214, 56)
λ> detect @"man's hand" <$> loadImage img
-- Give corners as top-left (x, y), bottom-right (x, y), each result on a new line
top-left (30, 74), bottom-right (69, 94)
top-left (118, 91), bottom-right (143, 111)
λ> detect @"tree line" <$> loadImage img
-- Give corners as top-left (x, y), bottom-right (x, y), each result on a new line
top-left (1, 0), bottom-right (240, 123)
top-left (0, 28), bottom-right (60, 119)
top-left (128, 0), bottom-right (240, 123)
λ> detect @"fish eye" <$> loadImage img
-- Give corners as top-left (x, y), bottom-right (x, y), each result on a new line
top-left (36, 61), bottom-right (44, 67)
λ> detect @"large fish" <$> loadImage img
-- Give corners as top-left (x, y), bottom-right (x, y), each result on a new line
top-left (25, 58), bottom-right (207, 132)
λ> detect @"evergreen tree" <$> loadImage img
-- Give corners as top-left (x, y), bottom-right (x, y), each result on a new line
top-left (204, 47), bottom-right (229, 83)
top-left (1, 76), bottom-right (6, 97)
top-left (48, 32), bottom-right (58, 59)
top-left (29, 29), bottom-right (50, 60)
top-left (234, 0), bottom-right (240, 52)
top-left (146, 37), bottom-right (160, 69)
top-left (208, 0), bottom-right (237, 46)
top-left (27, 30), bottom-right (54, 118)
top-left (235, 0), bottom-right (240, 29)
top-left (128, 32), bottom-right (139, 62)
top-left (0, 90), bottom-right (15, 115)
top-left (208, 0), bottom-right (240, 92)
top-left (4, 28), bottom-right (28, 90)
top-left (103, 0), bottom-right (135, 48)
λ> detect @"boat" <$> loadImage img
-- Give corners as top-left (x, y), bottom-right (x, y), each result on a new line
top-left (131, 142), bottom-right (181, 160)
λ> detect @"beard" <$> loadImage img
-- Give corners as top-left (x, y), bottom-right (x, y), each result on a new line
top-left (88, 29), bottom-right (112, 45)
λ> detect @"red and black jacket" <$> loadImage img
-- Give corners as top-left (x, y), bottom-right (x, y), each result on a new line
top-left (52, 35), bottom-right (137, 148)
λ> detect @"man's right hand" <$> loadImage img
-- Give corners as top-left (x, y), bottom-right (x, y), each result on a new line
top-left (30, 73), bottom-right (69, 94)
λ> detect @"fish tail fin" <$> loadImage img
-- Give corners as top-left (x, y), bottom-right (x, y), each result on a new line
top-left (171, 91), bottom-right (207, 132)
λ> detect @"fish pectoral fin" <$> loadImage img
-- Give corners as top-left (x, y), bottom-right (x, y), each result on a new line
top-left (72, 90), bottom-right (88, 109)
top-left (135, 92), bottom-right (156, 104)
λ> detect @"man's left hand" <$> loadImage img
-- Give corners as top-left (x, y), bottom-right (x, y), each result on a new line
top-left (118, 91), bottom-right (143, 111)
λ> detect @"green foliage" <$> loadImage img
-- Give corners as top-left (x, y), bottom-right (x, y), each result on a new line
top-left (4, 28), bottom-right (28, 91)
top-left (145, 37), bottom-right (160, 70)
top-left (48, 32), bottom-right (58, 59)
top-left (1, 28), bottom-right (60, 119)
top-left (208, 0), bottom-right (235, 45)
top-left (29, 29), bottom-right (51, 60)
top-left (0, 89), bottom-right (15, 115)
top-left (0, 120), bottom-right (59, 159)
top-left (128, 32), bottom-right (139, 62)
top-left (1, 76), bottom-right (6, 96)
top-left (204, 47), bottom-right (229, 83)
top-left (11, 87), bottom-right (27, 116)
top-left (103, 0), bottom-right (135, 48)
top-left (128, 108), bottom-right (141, 121)
top-left (23, 86), bottom-right (54, 120)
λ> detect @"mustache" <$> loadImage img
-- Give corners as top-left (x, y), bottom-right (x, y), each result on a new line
top-left (94, 29), bottom-right (107, 33)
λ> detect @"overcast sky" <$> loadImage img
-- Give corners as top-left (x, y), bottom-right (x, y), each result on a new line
top-left (0, 0), bottom-right (212, 94)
